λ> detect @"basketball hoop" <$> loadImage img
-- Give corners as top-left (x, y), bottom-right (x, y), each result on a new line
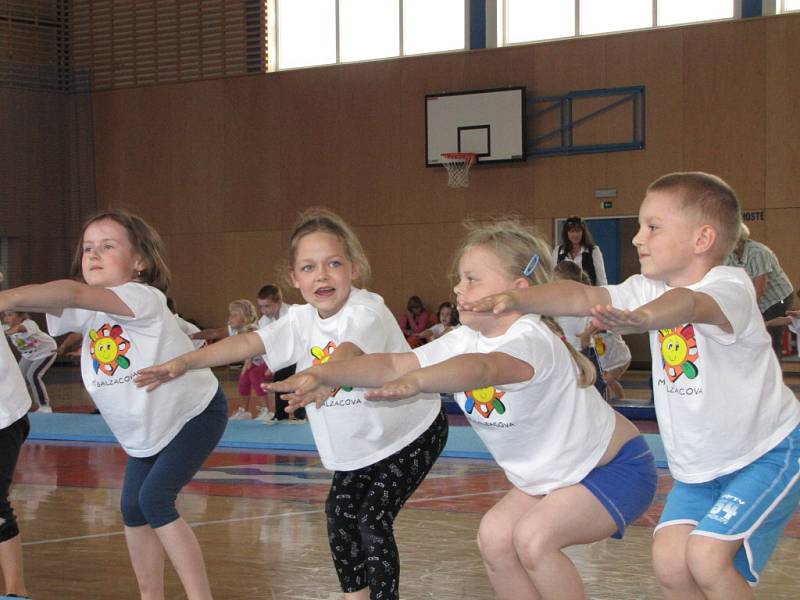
top-left (441, 152), bottom-right (477, 188)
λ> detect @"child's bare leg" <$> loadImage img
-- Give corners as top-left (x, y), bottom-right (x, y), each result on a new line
top-left (246, 395), bottom-right (258, 416)
top-left (154, 518), bottom-right (213, 600)
top-left (686, 535), bottom-right (752, 599)
top-left (513, 483), bottom-right (618, 600)
top-left (478, 487), bottom-right (542, 600)
top-left (605, 364), bottom-right (628, 400)
top-left (124, 525), bottom-right (166, 600)
top-left (0, 533), bottom-right (27, 597)
top-left (266, 391), bottom-right (276, 414)
top-left (606, 375), bottom-right (625, 400)
top-left (652, 525), bottom-right (706, 600)
top-left (344, 590), bottom-right (369, 600)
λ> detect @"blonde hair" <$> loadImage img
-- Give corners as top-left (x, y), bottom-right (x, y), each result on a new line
top-left (454, 216), bottom-right (596, 388)
top-left (71, 209), bottom-right (171, 292)
top-left (228, 299), bottom-right (257, 331)
top-left (647, 172), bottom-right (742, 260)
top-left (285, 208), bottom-right (371, 287)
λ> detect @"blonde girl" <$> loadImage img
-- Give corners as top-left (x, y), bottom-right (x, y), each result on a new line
top-left (225, 298), bottom-right (275, 421)
top-left (268, 217), bottom-right (657, 600)
top-left (137, 208), bottom-right (448, 600)
top-left (0, 209), bottom-right (227, 600)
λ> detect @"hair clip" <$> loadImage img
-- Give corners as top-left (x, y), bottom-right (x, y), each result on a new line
top-left (523, 254), bottom-right (540, 277)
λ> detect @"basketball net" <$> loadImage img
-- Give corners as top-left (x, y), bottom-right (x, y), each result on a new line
top-left (441, 152), bottom-right (477, 188)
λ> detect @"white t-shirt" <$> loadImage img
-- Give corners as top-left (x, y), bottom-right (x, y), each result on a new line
top-left (8, 318), bottom-right (57, 360)
top-left (555, 315), bottom-right (591, 352)
top-left (593, 331), bottom-right (631, 372)
top-left (1, 332), bottom-right (32, 429)
top-left (415, 315), bottom-right (616, 495)
top-left (173, 313), bottom-right (206, 350)
top-left (256, 288), bottom-right (440, 471)
top-left (47, 282), bottom-right (219, 457)
top-left (257, 302), bottom-right (290, 329)
top-left (606, 266), bottom-right (800, 483)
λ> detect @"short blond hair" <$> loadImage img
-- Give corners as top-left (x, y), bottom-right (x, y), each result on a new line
top-left (647, 172), bottom-right (742, 259)
top-left (453, 216), bottom-right (596, 389)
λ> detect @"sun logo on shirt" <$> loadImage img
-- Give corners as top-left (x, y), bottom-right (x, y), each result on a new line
top-left (310, 341), bottom-right (352, 397)
top-left (464, 386), bottom-right (506, 418)
top-left (659, 325), bottom-right (699, 382)
top-left (593, 335), bottom-right (606, 356)
top-left (89, 323), bottom-right (131, 376)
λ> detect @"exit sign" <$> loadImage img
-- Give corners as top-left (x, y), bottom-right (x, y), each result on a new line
top-left (601, 200), bottom-right (613, 209)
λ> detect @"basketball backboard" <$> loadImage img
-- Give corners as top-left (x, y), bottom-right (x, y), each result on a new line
top-left (425, 86), bottom-right (526, 166)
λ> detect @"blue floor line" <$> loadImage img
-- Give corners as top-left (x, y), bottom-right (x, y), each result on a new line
top-left (26, 413), bottom-right (668, 468)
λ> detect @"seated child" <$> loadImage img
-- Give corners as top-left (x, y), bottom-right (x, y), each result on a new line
top-left (418, 301), bottom-right (460, 342)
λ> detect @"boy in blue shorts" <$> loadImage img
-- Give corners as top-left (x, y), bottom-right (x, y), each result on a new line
top-left (465, 172), bottom-right (800, 599)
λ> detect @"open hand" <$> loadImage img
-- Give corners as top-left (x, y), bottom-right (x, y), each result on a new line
top-left (364, 375), bottom-right (421, 401)
top-left (590, 305), bottom-right (649, 334)
top-left (459, 291), bottom-right (516, 315)
top-left (263, 370), bottom-right (332, 411)
top-left (134, 357), bottom-right (189, 391)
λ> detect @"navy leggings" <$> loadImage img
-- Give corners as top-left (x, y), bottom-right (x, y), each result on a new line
top-left (0, 414), bottom-right (29, 542)
top-left (327, 407), bottom-right (448, 600)
top-left (120, 387), bottom-right (227, 528)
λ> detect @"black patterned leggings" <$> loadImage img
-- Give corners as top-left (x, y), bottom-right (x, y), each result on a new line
top-left (326, 407), bottom-right (448, 600)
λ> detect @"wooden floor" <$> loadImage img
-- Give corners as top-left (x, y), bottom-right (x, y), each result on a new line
top-left (9, 366), bottom-right (800, 599)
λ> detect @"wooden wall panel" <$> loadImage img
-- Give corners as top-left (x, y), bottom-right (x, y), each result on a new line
top-left (88, 14), bottom-right (800, 316)
top-left (164, 230), bottom-right (286, 327)
top-left (765, 15), bottom-right (800, 209)
top-left (605, 29), bottom-right (685, 216)
top-left (221, 75), bottom-right (283, 230)
top-left (682, 20), bottom-right (767, 208)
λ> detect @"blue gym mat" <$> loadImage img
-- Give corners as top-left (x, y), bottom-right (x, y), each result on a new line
top-left (27, 413), bottom-right (668, 467)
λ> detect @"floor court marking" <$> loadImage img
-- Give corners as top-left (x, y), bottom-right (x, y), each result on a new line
top-left (21, 489), bottom-right (507, 547)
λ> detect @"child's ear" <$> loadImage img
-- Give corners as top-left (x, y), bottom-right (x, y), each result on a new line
top-left (513, 277), bottom-right (531, 289)
top-left (350, 263), bottom-right (360, 282)
top-left (695, 225), bottom-right (717, 255)
top-left (289, 268), bottom-right (300, 289)
top-left (133, 255), bottom-right (147, 275)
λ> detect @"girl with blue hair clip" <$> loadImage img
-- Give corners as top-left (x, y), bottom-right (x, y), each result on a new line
top-left (268, 217), bottom-right (657, 600)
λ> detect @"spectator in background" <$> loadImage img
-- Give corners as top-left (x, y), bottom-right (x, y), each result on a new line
top-left (552, 216), bottom-right (608, 286)
top-left (726, 223), bottom-right (795, 359)
top-left (398, 295), bottom-right (429, 348)
top-left (418, 301), bottom-right (460, 343)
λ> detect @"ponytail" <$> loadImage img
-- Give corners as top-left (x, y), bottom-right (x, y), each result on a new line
top-left (541, 316), bottom-right (596, 388)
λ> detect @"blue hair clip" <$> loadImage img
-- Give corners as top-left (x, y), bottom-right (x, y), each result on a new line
top-left (523, 254), bottom-right (540, 277)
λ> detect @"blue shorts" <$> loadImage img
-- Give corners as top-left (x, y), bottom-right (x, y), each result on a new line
top-left (581, 435), bottom-right (658, 539)
top-left (656, 424), bottom-right (800, 584)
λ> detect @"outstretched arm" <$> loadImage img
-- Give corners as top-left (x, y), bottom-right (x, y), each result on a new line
top-left (135, 331), bottom-right (266, 390)
top-left (265, 341), bottom-right (367, 412)
top-left (366, 352), bottom-right (534, 400)
top-left (265, 351), bottom-right (420, 406)
top-left (591, 288), bottom-right (730, 334)
top-left (0, 280), bottom-right (133, 317)
top-left (461, 280), bottom-right (611, 317)
top-left (3, 322), bottom-right (26, 335)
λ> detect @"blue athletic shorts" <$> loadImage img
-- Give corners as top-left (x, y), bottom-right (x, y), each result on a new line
top-left (581, 435), bottom-right (658, 539)
top-left (656, 424), bottom-right (800, 584)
